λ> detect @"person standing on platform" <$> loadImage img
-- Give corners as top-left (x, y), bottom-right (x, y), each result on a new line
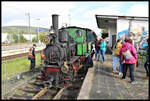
top-left (112, 39), bottom-right (123, 75)
top-left (82, 52), bottom-right (93, 76)
top-left (28, 44), bottom-right (36, 72)
top-left (120, 38), bottom-right (138, 84)
top-left (95, 37), bottom-right (100, 61)
top-left (91, 43), bottom-right (95, 59)
top-left (144, 38), bottom-right (149, 79)
top-left (100, 39), bottom-right (106, 63)
top-left (128, 38), bottom-right (138, 69)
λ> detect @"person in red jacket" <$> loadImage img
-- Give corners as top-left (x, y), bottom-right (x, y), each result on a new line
top-left (120, 38), bottom-right (138, 84)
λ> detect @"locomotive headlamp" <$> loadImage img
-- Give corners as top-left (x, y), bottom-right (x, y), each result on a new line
top-left (49, 26), bottom-right (55, 34)
top-left (43, 36), bottom-right (50, 44)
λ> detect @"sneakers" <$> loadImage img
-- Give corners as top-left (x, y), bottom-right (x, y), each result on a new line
top-left (102, 61), bottom-right (105, 64)
top-left (131, 81), bottom-right (138, 85)
top-left (113, 71), bottom-right (118, 74)
top-left (119, 72), bottom-right (122, 76)
top-left (121, 77), bottom-right (126, 80)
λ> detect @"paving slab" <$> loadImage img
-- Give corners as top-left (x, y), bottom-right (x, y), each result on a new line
top-left (89, 55), bottom-right (149, 100)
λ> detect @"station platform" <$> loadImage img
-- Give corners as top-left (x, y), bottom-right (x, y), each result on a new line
top-left (78, 55), bottom-right (149, 99)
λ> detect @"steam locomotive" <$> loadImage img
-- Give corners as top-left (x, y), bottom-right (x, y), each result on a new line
top-left (39, 14), bottom-right (97, 88)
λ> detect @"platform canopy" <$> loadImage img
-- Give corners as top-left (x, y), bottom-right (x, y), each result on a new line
top-left (95, 14), bottom-right (148, 29)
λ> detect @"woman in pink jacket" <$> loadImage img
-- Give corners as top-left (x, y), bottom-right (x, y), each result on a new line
top-left (120, 38), bottom-right (138, 84)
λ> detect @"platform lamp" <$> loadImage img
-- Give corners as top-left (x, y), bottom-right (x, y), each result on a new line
top-left (35, 18), bottom-right (40, 43)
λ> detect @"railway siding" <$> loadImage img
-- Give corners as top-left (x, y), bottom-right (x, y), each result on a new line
top-left (2, 46), bottom-right (45, 57)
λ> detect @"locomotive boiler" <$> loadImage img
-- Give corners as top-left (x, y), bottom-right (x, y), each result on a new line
top-left (40, 14), bottom-right (97, 88)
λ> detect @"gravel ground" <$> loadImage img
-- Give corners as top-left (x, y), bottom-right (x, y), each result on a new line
top-left (2, 67), bottom-right (41, 99)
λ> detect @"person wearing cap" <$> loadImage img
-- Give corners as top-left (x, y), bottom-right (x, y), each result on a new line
top-left (28, 44), bottom-right (36, 72)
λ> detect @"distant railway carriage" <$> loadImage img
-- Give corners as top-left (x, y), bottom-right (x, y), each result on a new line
top-left (40, 14), bottom-right (97, 88)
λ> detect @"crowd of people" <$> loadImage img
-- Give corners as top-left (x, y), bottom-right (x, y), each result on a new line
top-left (91, 36), bottom-right (149, 85)
top-left (94, 37), bottom-right (107, 63)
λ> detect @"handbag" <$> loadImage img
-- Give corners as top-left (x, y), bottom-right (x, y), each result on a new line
top-left (122, 46), bottom-right (132, 60)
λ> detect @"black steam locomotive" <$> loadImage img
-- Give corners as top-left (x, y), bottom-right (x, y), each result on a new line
top-left (39, 14), bottom-right (97, 88)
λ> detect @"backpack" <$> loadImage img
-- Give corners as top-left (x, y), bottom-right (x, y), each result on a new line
top-left (115, 42), bottom-right (122, 55)
top-left (28, 47), bottom-right (35, 59)
top-left (122, 46), bottom-right (132, 60)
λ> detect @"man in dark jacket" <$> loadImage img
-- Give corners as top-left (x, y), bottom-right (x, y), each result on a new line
top-left (28, 44), bottom-right (36, 72)
top-left (144, 39), bottom-right (149, 78)
top-left (82, 52), bottom-right (93, 75)
top-left (95, 37), bottom-right (101, 60)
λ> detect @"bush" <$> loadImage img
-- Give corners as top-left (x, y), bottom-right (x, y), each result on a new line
top-left (12, 33), bottom-right (18, 43)
top-left (20, 35), bottom-right (28, 43)
top-left (32, 36), bottom-right (38, 42)
top-left (32, 32), bottom-right (46, 42)
top-left (7, 33), bottom-right (27, 43)
top-left (39, 32), bottom-right (46, 42)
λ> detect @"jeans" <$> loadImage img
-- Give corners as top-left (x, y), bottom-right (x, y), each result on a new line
top-left (112, 55), bottom-right (122, 72)
top-left (30, 59), bottom-right (35, 72)
top-left (144, 60), bottom-right (149, 76)
top-left (95, 49), bottom-right (98, 60)
top-left (97, 50), bottom-right (101, 61)
top-left (101, 49), bottom-right (106, 62)
top-left (122, 64), bottom-right (135, 82)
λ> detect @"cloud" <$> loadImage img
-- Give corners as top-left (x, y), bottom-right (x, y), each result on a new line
top-left (2, 1), bottom-right (76, 27)
top-left (127, 4), bottom-right (148, 17)
top-left (2, 1), bottom-right (148, 36)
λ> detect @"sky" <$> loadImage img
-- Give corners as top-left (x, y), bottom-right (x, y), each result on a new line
top-left (2, 1), bottom-right (149, 35)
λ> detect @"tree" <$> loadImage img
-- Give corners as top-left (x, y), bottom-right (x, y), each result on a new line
top-left (40, 32), bottom-right (46, 42)
top-left (7, 30), bottom-right (14, 43)
top-left (102, 29), bottom-right (108, 33)
top-left (32, 36), bottom-right (38, 42)
top-left (20, 30), bottom-right (25, 34)
top-left (12, 33), bottom-right (18, 43)
top-left (20, 35), bottom-right (28, 43)
top-left (101, 29), bottom-right (108, 39)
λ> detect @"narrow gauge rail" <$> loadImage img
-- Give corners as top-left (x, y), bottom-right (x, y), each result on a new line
top-left (3, 68), bottom-right (85, 100)
top-left (4, 78), bottom-right (66, 100)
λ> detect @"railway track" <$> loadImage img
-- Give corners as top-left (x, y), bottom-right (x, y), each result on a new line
top-left (2, 50), bottom-right (41, 61)
top-left (4, 76), bottom-right (67, 100)
top-left (3, 69), bottom-right (85, 100)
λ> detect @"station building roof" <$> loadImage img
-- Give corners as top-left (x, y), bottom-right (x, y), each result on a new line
top-left (95, 14), bottom-right (149, 29)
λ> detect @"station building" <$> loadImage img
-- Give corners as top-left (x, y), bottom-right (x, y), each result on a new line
top-left (95, 15), bottom-right (149, 48)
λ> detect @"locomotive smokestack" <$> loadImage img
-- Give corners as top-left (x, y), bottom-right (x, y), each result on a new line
top-left (52, 14), bottom-right (59, 43)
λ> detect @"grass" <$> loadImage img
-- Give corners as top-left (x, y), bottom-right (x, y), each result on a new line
top-left (1, 53), bottom-right (42, 81)
top-left (13, 89), bottom-right (25, 95)
top-left (116, 93), bottom-right (124, 99)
